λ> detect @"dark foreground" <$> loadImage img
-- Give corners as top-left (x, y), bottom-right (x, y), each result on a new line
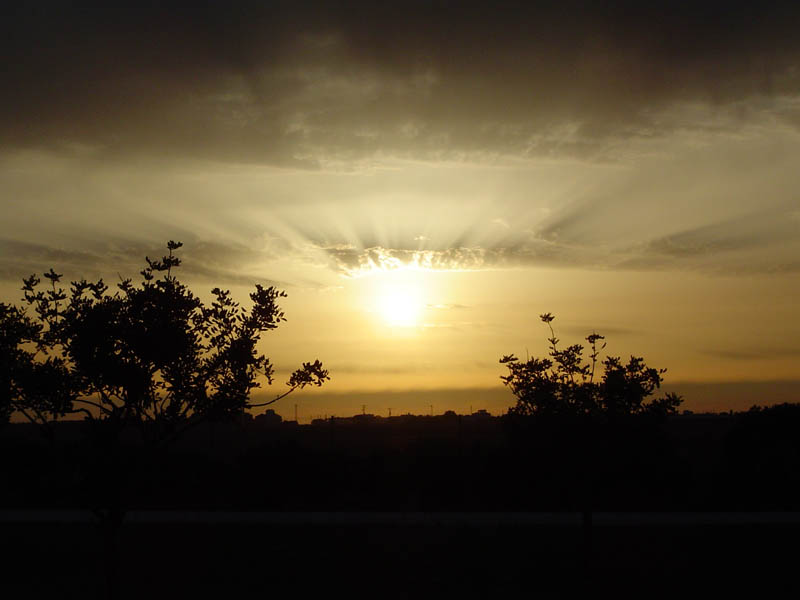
top-left (4, 409), bottom-right (800, 597)
top-left (3, 514), bottom-right (799, 599)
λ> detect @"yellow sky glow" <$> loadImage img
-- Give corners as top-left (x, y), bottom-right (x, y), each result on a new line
top-left (2, 4), bottom-right (800, 419)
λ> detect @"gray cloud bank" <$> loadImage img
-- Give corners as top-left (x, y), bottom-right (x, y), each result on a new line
top-left (3, 1), bottom-right (800, 165)
top-left (2, 197), bottom-right (797, 284)
top-left (1, 2), bottom-right (799, 284)
top-left (0, 237), bottom-right (288, 288)
top-left (317, 205), bottom-right (800, 277)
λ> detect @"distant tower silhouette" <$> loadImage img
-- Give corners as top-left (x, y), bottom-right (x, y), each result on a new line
top-left (388, 407), bottom-right (392, 417)
top-left (430, 404), bottom-right (433, 416)
top-left (362, 404), bottom-right (366, 416)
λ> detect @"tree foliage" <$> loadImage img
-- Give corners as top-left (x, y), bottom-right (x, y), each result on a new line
top-left (1, 241), bottom-right (329, 439)
top-left (0, 300), bottom-right (76, 432)
top-left (501, 313), bottom-right (682, 420)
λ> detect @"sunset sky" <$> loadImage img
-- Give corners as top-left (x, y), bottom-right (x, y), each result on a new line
top-left (2, 2), bottom-right (799, 419)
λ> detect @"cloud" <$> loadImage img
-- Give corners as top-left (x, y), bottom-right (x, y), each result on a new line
top-left (2, 2), bottom-right (800, 166)
top-left (614, 214), bottom-right (800, 275)
top-left (1, 2), bottom-right (799, 285)
top-left (702, 347), bottom-right (800, 361)
top-left (614, 207), bottom-right (800, 274)
top-left (314, 194), bottom-right (800, 276)
top-left (0, 237), bottom-right (289, 288)
top-left (427, 303), bottom-right (470, 310)
top-left (318, 238), bottom-right (603, 276)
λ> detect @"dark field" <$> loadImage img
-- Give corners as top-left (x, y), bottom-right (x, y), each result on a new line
top-left (3, 410), bottom-right (799, 511)
top-left (4, 516), bottom-right (800, 599)
top-left (3, 409), bottom-right (800, 598)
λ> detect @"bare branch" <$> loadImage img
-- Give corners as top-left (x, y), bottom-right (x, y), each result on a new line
top-left (247, 385), bottom-right (300, 408)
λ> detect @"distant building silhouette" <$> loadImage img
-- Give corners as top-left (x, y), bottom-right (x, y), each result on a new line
top-left (254, 409), bottom-right (282, 428)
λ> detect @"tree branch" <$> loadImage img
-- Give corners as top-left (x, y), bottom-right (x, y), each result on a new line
top-left (74, 398), bottom-right (114, 416)
top-left (66, 406), bottom-right (96, 420)
top-left (247, 385), bottom-right (300, 408)
top-left (98, 389), bottom-right (123, 411)
top-left (13, 404), bottom-right (44, 427)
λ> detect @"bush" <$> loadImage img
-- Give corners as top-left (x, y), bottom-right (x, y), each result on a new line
top-left (501, 313), bottom-right (682, 420)
top-left (3, 240), bottom-right (328, 438)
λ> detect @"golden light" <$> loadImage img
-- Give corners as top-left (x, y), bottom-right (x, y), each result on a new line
top-left (377, 283), bottom-right (423, 328)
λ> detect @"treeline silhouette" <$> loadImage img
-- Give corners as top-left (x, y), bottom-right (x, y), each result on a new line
top-left (3, 405), bottom-right (800, 511)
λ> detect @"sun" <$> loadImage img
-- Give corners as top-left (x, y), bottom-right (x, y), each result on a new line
top-left (377, 283), bottom-right (422, 328)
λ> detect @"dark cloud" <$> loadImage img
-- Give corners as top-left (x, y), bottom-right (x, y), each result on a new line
top-left (702, 347), bottom-right (800, 361)
top-left (640, 211), bottom-right (800, 259)
top-left (612, 207), bottom-right (800, 274)
top-left (662, 380), bottom-right (800, 412)
top-left (317, 234), bottom-right (606, 275)
top-left (3, 1), bottom-right (800, 165)
top-left (0, 237), bottom-right (289, 288)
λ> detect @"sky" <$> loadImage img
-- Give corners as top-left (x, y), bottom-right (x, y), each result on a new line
top-left (2, 1), bottom-right (800, 419)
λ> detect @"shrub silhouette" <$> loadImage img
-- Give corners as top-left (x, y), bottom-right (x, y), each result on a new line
top-left (6, 241), bottom-right (328, 434)
top-left (501, 313), bottom-right (682, 419)
top-left (0, 302), bottom-right (76, 432)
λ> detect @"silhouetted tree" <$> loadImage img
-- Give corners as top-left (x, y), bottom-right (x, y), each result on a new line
top-left (0, 302), bottom-right (76, 433)
top-left (501, 313), bottom-right (682, 419)
top-left (3, 241), bottom-right (329, 598)
top-left (500, 313), bottom-right (682, 581)
top-left (10, 241), bottom-right (328, 433)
